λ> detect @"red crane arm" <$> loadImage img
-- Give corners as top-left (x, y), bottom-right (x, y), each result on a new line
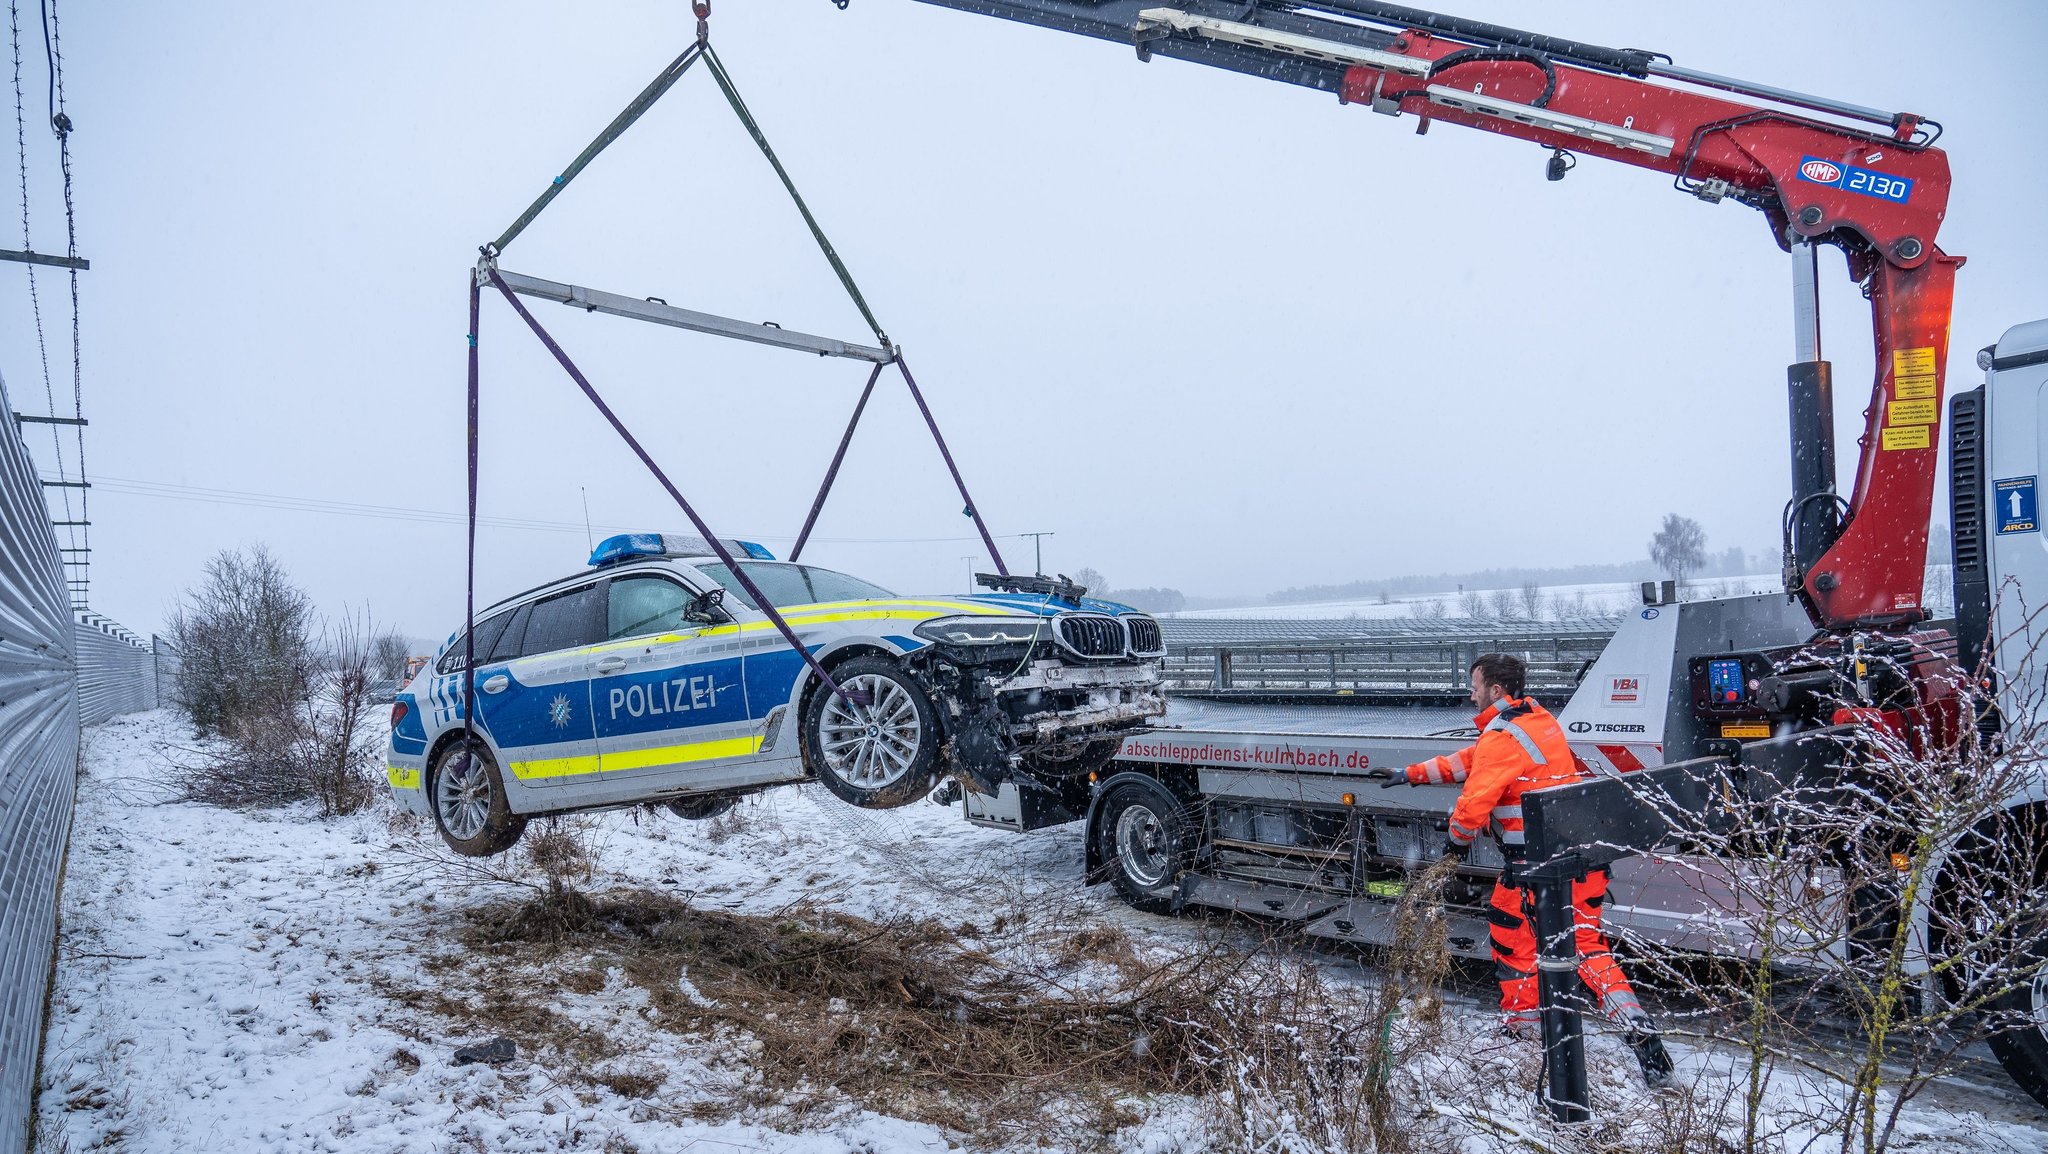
top-left (892, 2), bottom-right (1961, 630)
top-left (1326, 30), bottom-right (1959, 628)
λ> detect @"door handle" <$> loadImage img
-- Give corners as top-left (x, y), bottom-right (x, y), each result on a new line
top-left (595, 657), bottom-right (627, 674)
top-left (481, 674), bottom-right (510, 695)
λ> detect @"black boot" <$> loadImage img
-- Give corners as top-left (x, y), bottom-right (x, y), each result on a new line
top-left (1622, 1010), bottom-right (1674, 1089)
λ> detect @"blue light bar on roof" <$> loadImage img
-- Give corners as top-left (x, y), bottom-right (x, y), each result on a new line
top-left (588, 532), bottom-right (777, 567)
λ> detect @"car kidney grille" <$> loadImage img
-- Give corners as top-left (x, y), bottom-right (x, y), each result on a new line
top-left (1127, 617), bottom-right (1163, 655)
top-left (1058, 615), bottom-right (1126, 658)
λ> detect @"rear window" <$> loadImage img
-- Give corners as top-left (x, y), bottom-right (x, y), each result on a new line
top-left (518, 584), bottom-right (605, 657)
top-left (436, 608), bottom-right (515, 674)
top-left (695, 563), bottom-right (893, 611)
top-left (488, 604), bottom-right (531, 663)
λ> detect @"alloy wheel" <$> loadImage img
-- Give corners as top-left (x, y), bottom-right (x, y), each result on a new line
top-left (817, 673), bottom-right (924, 790)
top-left (436, 751), bottom-right (491, 840)
top-left (1116, 803), bottom-right (1170, 888)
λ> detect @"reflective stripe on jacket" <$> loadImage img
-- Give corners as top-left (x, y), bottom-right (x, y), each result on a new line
top-left (1444, 696), bottom-right (1578, 849)
top-left (1403, 700), bottom-right (1504, 787)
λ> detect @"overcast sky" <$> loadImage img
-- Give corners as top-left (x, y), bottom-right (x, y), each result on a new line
top-left (3, 0), bottom-right (2043, 641)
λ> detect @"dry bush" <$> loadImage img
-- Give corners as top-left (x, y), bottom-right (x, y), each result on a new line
top-left (171, 600), bottom-right (384, 816)
top-left (446, 885), bottom-right (1468, 1150)
top-left (1596, 591), bottom-right (2048, 1154)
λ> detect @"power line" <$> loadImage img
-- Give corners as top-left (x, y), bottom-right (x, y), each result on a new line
top-left (66, 472), bottom-right (1041, 547)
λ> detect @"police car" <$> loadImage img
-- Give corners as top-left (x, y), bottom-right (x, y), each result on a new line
top-left (388, 533), bottom-right (1168, 856)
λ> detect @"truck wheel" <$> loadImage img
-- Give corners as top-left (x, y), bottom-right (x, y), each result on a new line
top-left (803, 656), bottom-right (940, 810)
top-left (431, 740), bottom-right (526, 857)
top-left (1093, 775), bottom-right (1192, 915)
top-left (1983, 912), bottom-right (2048, 1108)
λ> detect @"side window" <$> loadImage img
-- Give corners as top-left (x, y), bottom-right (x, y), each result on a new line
top-left (519, 584), bottom-right (605, 657)
top-left (608, 576), bottom-right (693, 640)
top-left (797, 565), bottom-right (894, 603)
top-left (487, 603), bottom-right (532, 664)
top-left (436, 609), bottom-right (514, 674)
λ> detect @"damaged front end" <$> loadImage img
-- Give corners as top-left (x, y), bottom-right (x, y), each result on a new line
top-left (905, 611), bottom-right (1167, 809)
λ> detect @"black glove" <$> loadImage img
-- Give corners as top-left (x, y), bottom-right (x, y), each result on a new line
top-left (1365, 766), bottom-right (1408, 789)
top-left (1442, 839), bottom-right (1472, 864)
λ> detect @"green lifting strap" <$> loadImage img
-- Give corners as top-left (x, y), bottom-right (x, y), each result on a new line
top-left (481, 34), bottom-right (889, 354)
top-left (700, 43), bottom-right (888, 350)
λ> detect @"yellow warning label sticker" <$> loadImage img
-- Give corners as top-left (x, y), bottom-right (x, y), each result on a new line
top-left (1894, 374), bottom-right (1939, 400)
top-left (1893, 346), bottom-right (1938, 377)
top-left (1883, 425), bottom-right (1932, 451)
top-left (1887, 398), bottom-right (1938, 426)
top-left (1720, 722), bottom-right (1771, 740)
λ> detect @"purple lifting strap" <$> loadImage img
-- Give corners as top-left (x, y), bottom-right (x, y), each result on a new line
top-left (896, 352), bottom-right (1008, 577)
top-left (483, 268), bottom-right (863, 704)
top-left (789, 360), bottom-right (883, 563)
top-left (790, 355), bottom-right (1009, 575)
top-left (462, 275), bottom-right (481, 739)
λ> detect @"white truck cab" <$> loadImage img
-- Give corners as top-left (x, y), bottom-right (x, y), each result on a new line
top-left (1953, 318), bottom-right (2048, 719)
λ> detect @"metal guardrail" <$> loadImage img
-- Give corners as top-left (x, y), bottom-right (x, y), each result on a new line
top-left (0, 381), bottom-right (165, 1154)
top-left (1160, 626), bottom-right (1618, 703)
top-left (1159, 614), bottom-right (1624, 646)
top-left (73, 617), bottom-right (159, 725)
top-left (0, 377), bottom-right (77, 1154)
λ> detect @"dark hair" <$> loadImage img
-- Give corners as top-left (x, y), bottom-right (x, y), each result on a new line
top-left (1470, 653), bottom-right (1526, 698)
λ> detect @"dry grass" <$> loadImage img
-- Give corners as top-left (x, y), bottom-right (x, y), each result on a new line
top-left (413, 882), bottom-right (1468, 1149)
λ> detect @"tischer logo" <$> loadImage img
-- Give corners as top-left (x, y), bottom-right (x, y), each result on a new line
top-left (1800, 158), bottom-right (1843, 183)
top-left (1568, 721), bottom-right (1593, 733)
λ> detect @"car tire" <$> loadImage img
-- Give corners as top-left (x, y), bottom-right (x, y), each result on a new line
top-left (430, 739), bottom-right (527, 857)
top-left (1092, 774), bottom-right (1193, 915)
top-left (1983, 911), bottom-right (2048, 1109)
top-left (802, 656), bottom-right (941, 810)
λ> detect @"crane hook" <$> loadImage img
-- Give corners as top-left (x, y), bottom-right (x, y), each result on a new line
top-left (694, 1), bottom-right (710, 43)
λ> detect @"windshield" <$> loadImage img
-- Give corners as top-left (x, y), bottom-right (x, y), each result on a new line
top-left (695, 562), bottom-right (894, 611)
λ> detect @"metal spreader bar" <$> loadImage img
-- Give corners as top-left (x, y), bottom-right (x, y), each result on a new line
top-left (495, 269), bottom-right (892, 363)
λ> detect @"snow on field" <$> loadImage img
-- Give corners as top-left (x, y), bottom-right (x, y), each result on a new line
top-left (36, 710), bottom-right (2048, 1153)
top-left (1174, 577), bottom-right (1784, 621)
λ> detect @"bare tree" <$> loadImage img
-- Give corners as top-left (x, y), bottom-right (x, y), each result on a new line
top-left (1517, 581), bottom-right (1544, 620)
top-left (1607, 606), bottom-right (2048, 1154)
top-left (1486, 587), bottom-right (1519, 619)
top-left (308, 608), bottom-right (383, 815)
top-left (1409, 597), bottom-right (1448, 621)
top-left (167, 547), bottom-right (381, 816)
top-left (167, 544), bottom-right (314, 736)
top-left (1650, 513), bottom-right (1709, 587)
top-left (1457, 588), bottom-right (1485, 618)
top-left (371, 631), bottom-right (413, 681)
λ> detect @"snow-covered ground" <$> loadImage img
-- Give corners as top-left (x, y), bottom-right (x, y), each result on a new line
top-left (37, 710), bottom-right (2048, 1152)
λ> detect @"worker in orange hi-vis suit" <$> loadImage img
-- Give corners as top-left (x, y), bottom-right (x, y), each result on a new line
top-left (1369, 653), bottom-right (1672, 1088)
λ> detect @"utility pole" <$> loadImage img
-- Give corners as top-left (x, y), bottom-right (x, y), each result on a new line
top-left (1019, 531), bottom-right (1054, 575)
top-left (960, 555), bottom-right (976, 591)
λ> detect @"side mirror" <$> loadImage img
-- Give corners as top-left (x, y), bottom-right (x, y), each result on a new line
top-left (686, 587), bottom-right (728, 624)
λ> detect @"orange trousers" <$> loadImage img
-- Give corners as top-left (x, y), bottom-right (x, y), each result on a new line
top-left (1486, 869), bottom-right (1642, 1028)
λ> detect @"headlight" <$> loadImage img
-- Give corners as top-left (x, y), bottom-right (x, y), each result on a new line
top-left (914, 616), bottom-right (1049, 645)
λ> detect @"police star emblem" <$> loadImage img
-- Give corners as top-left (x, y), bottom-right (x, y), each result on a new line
top-left (550, 694), bottom-right (573, 729)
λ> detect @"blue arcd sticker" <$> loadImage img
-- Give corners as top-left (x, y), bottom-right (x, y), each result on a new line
top-left (1996, 476), bottom-right (2038, 535)
top-left (1797, 156), bottom-right (1915, 204)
